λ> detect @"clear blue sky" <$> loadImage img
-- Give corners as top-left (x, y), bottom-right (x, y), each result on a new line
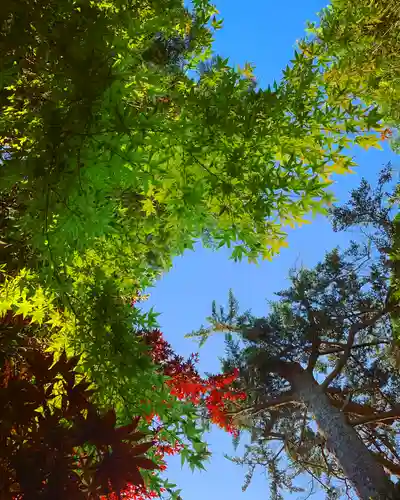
top-left (142, 1), bottom-right (400, 498)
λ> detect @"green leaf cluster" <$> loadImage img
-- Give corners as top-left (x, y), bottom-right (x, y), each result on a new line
top-left (297, 0), bottom-right (400, 145)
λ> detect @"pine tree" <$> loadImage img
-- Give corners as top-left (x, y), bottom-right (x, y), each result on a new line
top-left (195, 168), bottom-right (400, 499)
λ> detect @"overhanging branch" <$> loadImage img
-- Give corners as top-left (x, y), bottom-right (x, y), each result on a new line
top-left (318, 339), bottom-right (390, 355)
top-left (350, 407), bottom-right (400, 427)
top-left (228, 393), bottom-right (298, 417)
top-left (321, 309), bottom-right (389, 389)
top-left (328, 396), bottom-right (377, 416)
top-left (372, 453), bottom-right (400, 477)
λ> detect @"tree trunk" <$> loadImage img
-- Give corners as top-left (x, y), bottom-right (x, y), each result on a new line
top-left (286, 364), bottom-right (395, 499)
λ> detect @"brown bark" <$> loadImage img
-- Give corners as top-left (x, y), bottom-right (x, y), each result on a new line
top-left (372, 453), bottom-right (400, 477)
top-left (328, 395), bottom-right (377, 415)
top-left (276, 361), bottom-right (395, 499)
top-left (351, 407), bottom-right (400, 426)
top-left (318, 340), bottom-right (390, 354)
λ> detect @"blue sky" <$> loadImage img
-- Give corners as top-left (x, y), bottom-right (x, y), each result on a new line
top-left (142, 1), bottom-right (400, 498)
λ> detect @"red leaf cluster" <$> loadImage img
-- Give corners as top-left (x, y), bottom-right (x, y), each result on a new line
top-left (106, 485), bottom-right (164, 500)
top-left (142, 330), bottom-right (246, 436)
top-left (0, 347), bottom-right (158, 499)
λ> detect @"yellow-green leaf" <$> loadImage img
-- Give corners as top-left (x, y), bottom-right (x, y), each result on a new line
top-left (356, 134), bottom-right (383, 151)
top-left (15, 301), bottom-right (32, 318)
top-left (141, 198), bottom-right (156, 216)
top-left (47, 310), bottom-right (63, 329)
top-left (30, 308), bottom-right (45, 325)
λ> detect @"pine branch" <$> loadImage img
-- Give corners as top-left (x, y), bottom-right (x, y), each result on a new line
top-left (318, 339), bottom-right (390, 355)
top-left (328, 396), bottom-right (377, 416)
top-left (302, 298), bottom-right (321, 374)
top-left (321, 308), bottom-right (389, 389)
top-left (350, 407), bottom-right (400, 427)
top-left (372, 453), bottom-right (400, 477)
top-left (228, 393), bottom-right (298, 417)
top-left (326, 385), bottom-right (376, 396)
top-left (266, 432), bottom-right (287, 440)
top-left (272, 444), bottom-right (285, 462)
top-left (376, 432), bottom-right (400, 464)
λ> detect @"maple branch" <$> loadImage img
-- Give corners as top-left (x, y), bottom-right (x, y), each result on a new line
top-left (321, 309), bottom-right (389, 389)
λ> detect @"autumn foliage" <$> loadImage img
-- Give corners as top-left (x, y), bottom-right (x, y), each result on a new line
top-left (0, 310), bottom-right (243, 499)
top-left (0, 338), bottom-right (158, 499)
top-left (142, 330), bottom-right (246, 436)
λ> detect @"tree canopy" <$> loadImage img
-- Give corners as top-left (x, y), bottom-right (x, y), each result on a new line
top-left (297, 0), bottom-right (400, 148)
top-left (1, 0), bottom-right (399, 498)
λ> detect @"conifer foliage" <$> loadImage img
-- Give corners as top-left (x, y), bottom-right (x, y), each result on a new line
top-left (193, 169), bottom-right (400, 499)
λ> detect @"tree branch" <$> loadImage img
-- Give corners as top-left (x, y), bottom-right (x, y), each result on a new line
top-left (326, 384), bottom-right (375, 396)
top-left (307, 337), bottom-right (321, 373)
top-left (321, 322), bottom-right (357, 389)
top-left (228, 393), bottom-right (297, 417)
top-left (350, 407), bottom-right (400, 427)
top-left (321, 309), bottom-right (389, 389)
top-left (328, 396), bottom-right (377, 416)
top-left (272, 444), bottom-right (285, 461)
top-left (372, 453), bottom-right (400, 477)
top-left (318, 340), bottom-right (390, 355)
top-left (376, 432), bottom-right (400, 463)
top-left (266, 432), bottom-right (286, 440)
top-left (301, 298), bottom-right (321, 374)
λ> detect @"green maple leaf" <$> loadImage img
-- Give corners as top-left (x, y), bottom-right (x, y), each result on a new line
top-left (30, 308), bottom-right (45, 325)
top-left (141, 198), bottom-right (156, 216)
top-left (47, 310), bottom-right (63, 329)
top-left (15, 300), bottom-right (32, 319)
top-left (0, 299), bottom-right (12, 316)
